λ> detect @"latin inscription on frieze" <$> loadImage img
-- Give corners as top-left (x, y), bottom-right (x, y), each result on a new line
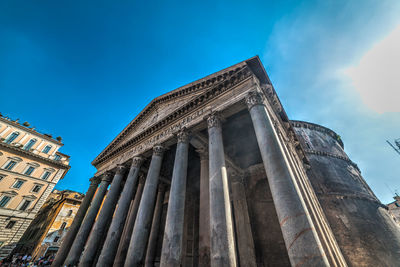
top-left (100, 108), bottom-right (206, 171)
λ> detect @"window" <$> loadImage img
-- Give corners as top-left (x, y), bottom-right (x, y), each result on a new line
top-left (67, 209), bottom-right (73, 216)
top-left (5, 220), bottom-right (16, 229)
top-left (12, 180), bottom-right (25, 189)
top-left (5, 132), bottom-right (19, 144)
top-left (54, 155), bottom-right (61, 161)
top-left (42, 171), bottom-right (51, 180)
top-left (0, 196), bottom-right (12, 207)
top-left (24, 166), bottom-right (35, 176)
top-left (0, 174), bottom-right (5, 181)
top-left (4, 161), bottom-right (17, 170)
top-left (60, 222), bottom-right (67, 230)
top-left (24, 139), bottom-right (37, 151)
top-left (32, 185), bottom-right (42, 193)
top-left (19, 200), bottom-right (32, 211)
top-left (42, 145), bottom-right (52, 154)
top-left (53, 236), bottom-right (60, 242)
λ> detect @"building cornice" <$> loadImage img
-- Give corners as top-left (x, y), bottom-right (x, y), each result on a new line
top-left (93, 61), bottom-right (254, 166)
top-left (0, 117), bottom-right (63, 146)
top-left (291, 120), bottom-right (344, 149)
top-left (317, 192), bottom-right (383, 207)
top-left (0, 169), bottom-right (58, 185)
top-left (304, 149), bottom-right (360, 172)
top-left (0, 142), bottom-right (70, 170)
top-left (55, 151), bottom-right (70, 158)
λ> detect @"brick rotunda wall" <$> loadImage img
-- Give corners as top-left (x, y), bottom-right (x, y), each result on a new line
top-left (292, 120), bottom-right (400, 267)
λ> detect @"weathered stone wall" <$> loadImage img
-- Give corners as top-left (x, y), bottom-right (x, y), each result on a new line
top-left (245, 164), bottom-right (290, 267)
top-left (292, 121), bottom-right (400, 267)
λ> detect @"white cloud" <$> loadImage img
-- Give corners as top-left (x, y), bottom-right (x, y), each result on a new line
top-left (345, 25), bottom-right (400, 113)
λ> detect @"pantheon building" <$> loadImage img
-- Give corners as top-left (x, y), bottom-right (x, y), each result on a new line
top-left (53, 57), bottom-right (400, 267)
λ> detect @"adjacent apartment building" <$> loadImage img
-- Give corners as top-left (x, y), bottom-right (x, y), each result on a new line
top-left (0, 115), bottom-right (70, 259)
top-left (13, 190), bottom-right (84, 259)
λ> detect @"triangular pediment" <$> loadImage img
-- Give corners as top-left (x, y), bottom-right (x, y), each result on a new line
top-left (117, 93), bottom-right (204, 148)
top-left (93, 56), bottom-right (269, 166)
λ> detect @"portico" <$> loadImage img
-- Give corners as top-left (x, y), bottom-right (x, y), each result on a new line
top-left (53, 57), bottom-right (348, 267)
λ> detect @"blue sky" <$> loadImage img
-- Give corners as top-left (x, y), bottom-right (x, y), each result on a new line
top-left (0, 0), bottom-right (399, 203)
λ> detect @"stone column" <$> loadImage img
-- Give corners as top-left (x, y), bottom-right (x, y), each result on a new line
top-left (145, 184), bottom-right (166, 267)
top-left (124, 145), bottom-right (165, 266)
top-left (230, 173), bottom-right (257, 267)
top-left (52, 176), bottom-right (100, 267)
top-left (65, 172), bottom-right (112, 266)
top-left (245, 91), bottom-right (329, 266)
top-left (114, 175), bottom-right (145, 267)
top-left (160, 130), bottom-right (190, 267)
top-left (207, 113), bottom-right (237, 267)
top-left (79, 165), bottom-right (127, 267)
top-left (198, 149), bottom-right (210, 267)
top-left (96, 157), bottom-right (143, 267)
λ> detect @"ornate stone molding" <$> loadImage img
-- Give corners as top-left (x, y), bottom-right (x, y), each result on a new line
top-left (93, 64), bottom-right (251, 165)
top-left (153, 145), bottom-right (165, 157)
top-left (304, 149), bottom-right (360, 172)
top-left (271, 96), bottom-right (282, 113)
top-left (317, 192), bottom-right (381, 205)
top-left (131, 156), bottom-right (144, 168)
top-left (206, 112), bottom-right (221, 129)
top-left (262, 84), bottom-right (282, 113)
top-left (245, 91), bottom-right (264, 110)
top-left (291, 120), bottom-right (344, 149)
top-left (176, 128), bottom-right (190, 143)
top-left (0, 142), bottom-right (70, 169)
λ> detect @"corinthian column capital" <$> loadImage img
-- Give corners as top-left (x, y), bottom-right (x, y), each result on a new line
top-left (176, 128), bottom-right (190, 144)
top-left (89, 176), bottom-right (101, 186)
top-left (153, 145), bottom-right (165, 156)
top-left (245, 91), bottom-right (264, 110)
top-left (101, 172), bottom-right (113, 183)
top-left (131, 156), bottom-right (144, 168)
top-left (115, 164), bottom-right (126, 175)
top-left (206, 112), bottom-right (221, 129)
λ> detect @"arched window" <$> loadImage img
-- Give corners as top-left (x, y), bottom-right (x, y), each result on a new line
top-left (5, 132), bottom-right (19, 144)
top-left (42, 145), bottom-right (52, 154)
top-left (24, 139), bottom-right (37, 151)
